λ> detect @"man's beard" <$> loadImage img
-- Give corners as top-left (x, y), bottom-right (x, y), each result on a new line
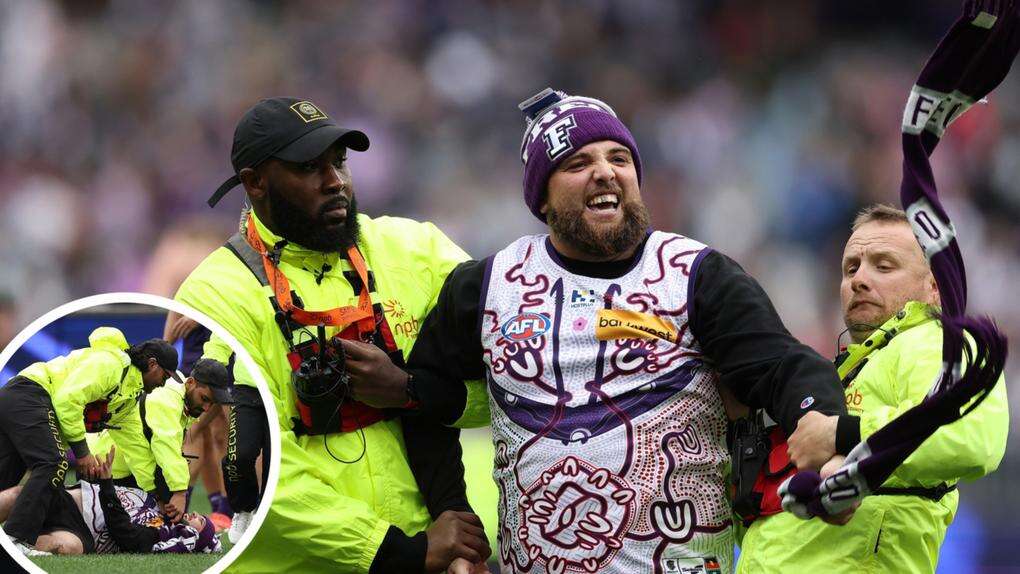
top-left (266, 184), bottom-right (360, 252)
top-left (546, 197), bottom-right (650, 260)
top-left (184, 393), bottom-right (204, 418)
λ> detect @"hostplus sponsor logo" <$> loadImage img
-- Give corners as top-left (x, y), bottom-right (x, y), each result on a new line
top-left (568, 288), bottom-right (600, 308)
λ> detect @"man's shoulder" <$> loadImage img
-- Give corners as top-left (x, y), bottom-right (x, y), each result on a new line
top-left (490, 234), bottom-right (545, 259)
top-left (146, 381), bottom-right (185, 410)
top-left (649, 229), bottom-right (710, 248)
top-left (883, 316), bottom-right (942, 358)
top-left (358, 213), bottom-right (469, 273)
top-left (359, 213), bottom-right (443, 243)
top-left (74, 346), bottom-right (128, 375)
top-left (177, 245), bottom-right (264, 302)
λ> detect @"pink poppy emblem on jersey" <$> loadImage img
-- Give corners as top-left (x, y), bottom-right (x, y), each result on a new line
top-left (501, 312), bottom-right (552, 342)
top-left (573, 317), bottom-right (588, 331)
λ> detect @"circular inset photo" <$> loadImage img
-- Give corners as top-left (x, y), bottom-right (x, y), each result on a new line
top-left (0, 294), bottom-right (279, 574)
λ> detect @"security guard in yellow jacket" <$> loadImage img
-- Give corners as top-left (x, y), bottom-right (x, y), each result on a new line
top-left (0, 327), bottom-right (181, 549)
top-left (176, 97), bottom-right (489, 572)
top-left (87, 358), bottom-right (233, 522)
top-left (738, 206), bottom-right (1009, 574)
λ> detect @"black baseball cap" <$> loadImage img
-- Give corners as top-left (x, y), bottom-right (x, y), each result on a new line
top-left (139, 339), bottom-right (185, 384)
top-left (190, 358), bottom-right (234, 404)
top-left (208, 97), bottom-right (370, 207)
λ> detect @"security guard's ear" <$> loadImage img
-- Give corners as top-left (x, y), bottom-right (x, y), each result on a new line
top-left (239, 167), bottom-right (267, 202)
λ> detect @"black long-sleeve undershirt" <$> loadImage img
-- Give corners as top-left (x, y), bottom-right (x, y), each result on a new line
top-left (96, 479), bottom-right (158, 553)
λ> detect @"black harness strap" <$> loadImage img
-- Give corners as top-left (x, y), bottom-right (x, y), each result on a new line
top-left (874, 483), bottom-right (957, 502)
top-left (139, 393), bottom-right (154, 444)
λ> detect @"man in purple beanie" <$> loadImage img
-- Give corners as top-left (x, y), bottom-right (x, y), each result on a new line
top-left (345, 88), bottom-right (850, 573)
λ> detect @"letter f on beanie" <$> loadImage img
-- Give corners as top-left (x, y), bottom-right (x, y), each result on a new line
top-left (518, 88), bottom-right (642, 222)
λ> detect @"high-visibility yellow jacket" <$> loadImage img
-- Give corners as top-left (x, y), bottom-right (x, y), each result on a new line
top-left (19, 327), bottom-right (149, 462)
top-left (175, 211), bottom-right (468, 572)
top-left (88, 382), bottom-right (195, 494)
top-left (738, 301), bottom-right (1009, 574)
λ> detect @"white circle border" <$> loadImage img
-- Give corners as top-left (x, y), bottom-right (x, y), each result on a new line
top-left (0, 292), bottom-right (282, 574)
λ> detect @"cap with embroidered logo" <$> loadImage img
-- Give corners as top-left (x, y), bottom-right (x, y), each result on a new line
top-left (208, 97), bottom-right (370, 207)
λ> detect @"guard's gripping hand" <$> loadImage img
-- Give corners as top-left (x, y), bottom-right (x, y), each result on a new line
top-left (164, 491), bottom-right (187, 523)
top-left (76, 453), bottom-right (100, 479)
top-left (340, 339), bottom-right (411, 409)
top-left (83, 448), bottom-right (116, 482)
top-left (787, 411), bottom-right (837, 471)
top-left (425, 511), bottom-right (491, 573)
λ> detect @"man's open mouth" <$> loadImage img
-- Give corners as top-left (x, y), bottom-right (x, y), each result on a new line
top-left (585, 193), bottom-right (620, 214)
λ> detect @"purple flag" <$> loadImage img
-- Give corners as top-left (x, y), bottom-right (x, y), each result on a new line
top-left (781, 0), bottom-right (1016, 518)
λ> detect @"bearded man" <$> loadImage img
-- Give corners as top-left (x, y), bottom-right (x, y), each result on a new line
top-left (344, 88), bottom-right (851, 574)
top-left (175, 97), bottom-right (489, 573)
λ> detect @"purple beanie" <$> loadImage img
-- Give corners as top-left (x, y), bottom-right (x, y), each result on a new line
top-left (518, 88), bottom-right (642, 222)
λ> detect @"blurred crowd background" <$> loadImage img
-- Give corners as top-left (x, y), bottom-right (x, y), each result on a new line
top-left (0, 0), bottom-right (1017, 570)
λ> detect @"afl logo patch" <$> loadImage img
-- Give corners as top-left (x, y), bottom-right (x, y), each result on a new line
top-left (501, 313), bottom-right (551, 342)
top-left (800, 396), bottom-right (815, 409)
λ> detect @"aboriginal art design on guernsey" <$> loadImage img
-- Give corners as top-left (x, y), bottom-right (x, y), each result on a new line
top-left (82, 481), bottom-right (161, 554)
top-left (481, 233), bottom-right (733, 574)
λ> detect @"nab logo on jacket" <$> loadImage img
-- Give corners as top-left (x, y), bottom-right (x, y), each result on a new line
top-left (501, 313), bottom-right (552, 342)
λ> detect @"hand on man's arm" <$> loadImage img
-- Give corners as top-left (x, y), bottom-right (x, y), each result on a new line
top-left (342, 339), bottom-right (412, 409)
top-left (424, 511), bottom-right (490, 573)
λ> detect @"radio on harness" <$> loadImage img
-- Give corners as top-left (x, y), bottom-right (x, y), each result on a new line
top-left (225, 215), bottom-right (401, 439)
top-left (289, 324), bottom-right (353, 436)
top-left (83, 365), bottom-right (130, 432)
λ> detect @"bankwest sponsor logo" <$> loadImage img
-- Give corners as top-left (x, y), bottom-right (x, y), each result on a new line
top-left (595, 309), bottom-right (678, 343)
top-left (501, 312), bottom-right (551, 342)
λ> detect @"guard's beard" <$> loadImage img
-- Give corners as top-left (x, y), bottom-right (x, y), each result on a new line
top-left (184, 391), bottom-right (204, 418)
top-left (266, 184), bottom-right (360, 252)
top-left (547, 197), bottom-right (650, 260)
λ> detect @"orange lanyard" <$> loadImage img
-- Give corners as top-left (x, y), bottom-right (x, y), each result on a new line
top-left (244, 215), bottom-right (375, 338)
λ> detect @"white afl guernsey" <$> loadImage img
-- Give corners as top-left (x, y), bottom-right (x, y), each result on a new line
top-left (80, 481), bottom-right (161, 554)
top-left (481, 232), bottom-right (732, 574)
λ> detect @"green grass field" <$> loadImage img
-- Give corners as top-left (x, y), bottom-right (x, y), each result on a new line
top-left (28, 481), bottom-right (234, 574)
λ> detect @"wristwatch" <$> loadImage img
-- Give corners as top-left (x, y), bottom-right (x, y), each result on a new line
top-left (403, 372), bottom-right (420, 409)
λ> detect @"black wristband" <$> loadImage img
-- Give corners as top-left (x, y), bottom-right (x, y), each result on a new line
top-left (835, 414), bottom-right (862, 455)
top-left (69, 439), bottom-right (90, 459)
top-left (369, 526), bottom-right (427, 574)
